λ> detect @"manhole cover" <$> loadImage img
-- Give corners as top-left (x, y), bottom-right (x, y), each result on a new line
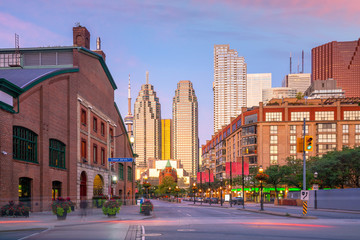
top-left (177, 229), bottom-right (196, 232)
top-left (143, 233), bottom-right (162, 237)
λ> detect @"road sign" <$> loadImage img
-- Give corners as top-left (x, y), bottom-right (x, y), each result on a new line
top-left (300, 190), bottom-right (310, 201)
top-left (313, 184), bottom-right (319, 190)
top-left (108, 158), bottom-right (133, 162)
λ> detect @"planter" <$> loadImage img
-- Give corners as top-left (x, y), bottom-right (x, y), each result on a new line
top-left (56, 210), bottom-right (67, 220)
top-left (143, 208), bottom-right (151, 216)
top-left (108, 213), bottom-right (116, 217)
top-left (71, 206), bottom-right (75, 211)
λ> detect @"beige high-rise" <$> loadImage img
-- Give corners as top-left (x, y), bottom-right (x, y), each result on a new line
top-left (172, 81), bottom-right (198, 177)
top-left (213, 44), bottom-right (247, 133)
top-left (134, 72), bottom-right (161, 179)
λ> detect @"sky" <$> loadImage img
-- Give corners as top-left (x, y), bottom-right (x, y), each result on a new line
top-left (1, 0), bottom-right (360, 146)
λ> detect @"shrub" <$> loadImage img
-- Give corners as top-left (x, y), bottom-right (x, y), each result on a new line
top-left (0, 201), bottom-right (30, 217)
top-left (51, 197), bottom-right (72, 216)
top-left (102, 200), bottom-right (121, 215)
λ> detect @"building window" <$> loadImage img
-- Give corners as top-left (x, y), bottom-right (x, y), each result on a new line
top-left (270, 135), bottom-right (278, 144)
top-left (318, 123), bottom-right (336, 132)
top-left (290, 135), bottom-right (296, 144)
top-left (52, 181), bottom-right (62, 200)
top-left (93, 144), bottom-right (98, 163)
top-left (290, 125), bottom-right (296, 134)
top-left (110, 128), bottom-right (113, 138)
top-left (343, 135), bottom-right (349, 144)
top-left (318, 144), bottom-right (336, 154)
top-left (118, 163), bottom-right (124, 180)
top-left (355, 135), bottom-right (360, 144)
top-left (291, 112), bottom-right (310, 121)
top-left (266, 112), bottom-right (282, 121)
top-left (270, 145), bottom-right (278, 154)
top-left (344, 111), bottom-right (360, 120)
top-left (315, 111), bottom-right (334, 121)
top-left (342, 125), bottom-right (349, 134)
top-left (318, 134), bottom-right (336, 143)
top-left (81, 109), bottom-right (86, 125)
top-left (127, 166), bottom-right (132, 181)
top-left (93, 117), bottom-right (97, 132)
top-left (270, 155), bottom-right (278, 164)
top-left (101, 122), bottom-right (105, 136)
top-left (290, 145), bottom-right (296, 154)
top-left (81, 139), bottom-right (87, 160)
top-left (49, 139), bottom-right (66, 169)
top-left (356, 125), bottom-right (360, 133)
top-left (13, 126), bottom-right (38, 163)
top-left (101, 148), bottom-right (105, 165)
top-left (270, 126), bottom-right (278, 134)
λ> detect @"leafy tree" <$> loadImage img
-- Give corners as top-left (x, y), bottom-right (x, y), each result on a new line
top-left (296, 92), bottom-right (304, 100)
top-left (158, 176), bottom-right (176, 196)
top-left (264, 165), bottom-right (291, 200)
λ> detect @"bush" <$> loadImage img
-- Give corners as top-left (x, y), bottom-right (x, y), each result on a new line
top-left (102, 200), bottom-right (121, 215)
top-left (1, 201), bottom-right (30, 217)
top-left (51, 197), bottom-right (72, 216)
top-left (93, 195), bottom-right (108, 208)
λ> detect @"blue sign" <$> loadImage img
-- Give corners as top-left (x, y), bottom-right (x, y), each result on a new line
top-left (108, 158), bottom-right (133, 162)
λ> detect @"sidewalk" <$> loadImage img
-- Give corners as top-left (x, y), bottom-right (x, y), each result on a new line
top-left (0, 204), bottom-right (149, 233)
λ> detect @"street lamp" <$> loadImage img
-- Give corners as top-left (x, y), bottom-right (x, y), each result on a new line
top-left (199, 189), bottom-right (202, 205)
top-left (220, 177), bottom-right (223, 206)
top-left (259, 166), bottom-right (264, 211)
top-left (229, 184), bottom-right (232, 207)
top-left (175, 186), bottom-right (180, 202)
top-left (143, 174), bottom-right (149, 199)
top-left (314, 172), bottom-right (318, 209)
top-left (192, 183), bottom-right (197, 205)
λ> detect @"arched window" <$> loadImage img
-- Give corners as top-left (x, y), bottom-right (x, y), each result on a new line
top-left (13, 126), bottom-right (38, 163)
top-left (49, 139), bottom-right (66, 169)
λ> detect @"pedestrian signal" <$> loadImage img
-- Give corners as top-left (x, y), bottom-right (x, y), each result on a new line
top-left (304, 136), bottom-right (313, 151)
top-left (297, 138), bottom-right (303, 153)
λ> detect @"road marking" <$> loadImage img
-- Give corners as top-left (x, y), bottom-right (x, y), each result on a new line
top-left (142, 225), bottom-right (145, 240)
top-left (18, 227), bottom-right (52, 240)
top-left (177, 229), bottom-right (196, 232)
top-left (186, 214), bottom-right (191, 216)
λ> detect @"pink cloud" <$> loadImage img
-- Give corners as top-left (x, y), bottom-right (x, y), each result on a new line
top-left (0, 12), bottom-right (69, 48)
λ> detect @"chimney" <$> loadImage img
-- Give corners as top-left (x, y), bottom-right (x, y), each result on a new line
top-left (73, 25), bottom-right (90, 49)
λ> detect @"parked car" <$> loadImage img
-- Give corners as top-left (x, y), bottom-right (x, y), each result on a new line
top-left (231, 197), bottom-right (244, 205)
top-left (210, 198), bottom-right (219, 204)
top-left (196, 197), bottom-right (203, 202)
top-left (204, 198), bottom-right (211, 203)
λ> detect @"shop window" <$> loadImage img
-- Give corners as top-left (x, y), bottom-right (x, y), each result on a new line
top-left (13, 126), bottom-right (38, 163)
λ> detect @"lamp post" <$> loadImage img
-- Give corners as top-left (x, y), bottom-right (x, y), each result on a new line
top-left (175, 186), bottom-right (180, 203)
top-left (192, 183), bottom-right (197, 205)
top-left (314, 172), bottom-right (318, 209)
top-left (220, 177), bottom-right (223, 206)
top-left (199, 189), bottom-right (202, 205)
top-left (143, 174), bottom-right (149, 199)
top-left (259, 166), bottom-right (264, 211)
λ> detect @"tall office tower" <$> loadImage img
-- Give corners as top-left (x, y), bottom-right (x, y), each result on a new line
top-left (172, 81), bottom-right (199, 177)
top-left (213, 44), bottom-right (247, 133)
top-left (124, 74), bottom-right (134, 135)
top-left (282, 73), bottom-right (311, 94)
top-left (312, 39), bottom-right (360, 97)
top-left (134, 71), bottom-right (161, 177)
top-left (247, 73), bottom-right (272, 107)
top-left (161, 119), bottom-right (172, 160)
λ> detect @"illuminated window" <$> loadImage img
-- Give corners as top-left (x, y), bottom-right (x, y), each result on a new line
top-left (270, 155), bottom-right (278, 164)
top-left (290, 125), bottom-right (296, 134)
top-left (266, 112), bottom-right (282, 121)
top-left (318, 123), bottom-right (336, 132)
top-left (291, 112), bottom-right (310, 121)
top-left (290, 145), bottom-right (296, 154)
top-left (355, 135), bottom-right (360, 143)
top-left (315, 111), bottom-right (334, 121)
top-left (290, 135), bottom-right (296, 144)
top-left (270, 146), bottom-right (278, 154)
top-left (355, 125), bottom-right (360, 133)
top-left (344, 111), bottom-right (360, 120)
top-left (342, 125), bottom-right (349, 134)
top-left (270, 126), bottom-right (278, 134)
top-left (343, 135), bottom-right (349, 144)
top-left (318, 134), bottom-right (336, 143)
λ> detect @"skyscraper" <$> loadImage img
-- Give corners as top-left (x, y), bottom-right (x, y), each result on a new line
top-left (213, 44), bottom-right (247, 133)
top-left (247, 73), bottom-right (272, 107)
top-left (312, 39), bottom-right (360, 97)
top-left (134, 71), bottom-right (161, 179)
top-left (172, 81), bottom-right (198, 177)
top-left (161, 119), bottom-right (172, 160)
top-left (282, 73), bottom-right (311, 94)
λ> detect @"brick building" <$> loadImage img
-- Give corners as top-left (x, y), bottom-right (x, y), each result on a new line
top-left (0, 26), bottom-right (135, 211)
top-left (202, 98), bottom-right (360, 175)
top-left (312, 39), bottom-right (360, 97)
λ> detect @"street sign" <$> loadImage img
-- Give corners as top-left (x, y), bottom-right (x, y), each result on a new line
top-left (313, 184), bottom-right (319, 191)
top-left (300, 190), bottom-right (310, 201)
top-left (108, 158), bottom-right (133, 162)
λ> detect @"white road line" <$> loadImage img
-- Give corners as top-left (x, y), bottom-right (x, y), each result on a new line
top-left (142, 225), bottom-right (145, 240)
top-left (17, 227), bottom-right (52, 240)
top-left (186, 214), bottom-right (191, 217)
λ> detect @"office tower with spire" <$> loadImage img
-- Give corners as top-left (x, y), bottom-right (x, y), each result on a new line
top-left (213, 44), bottom-right (247, 133)
top-left (133, 72), bottom-right (161, 178)
top-left (161, 119), bottom-right (172, 160)
top-left (172, 80), bottom-right (198, 177)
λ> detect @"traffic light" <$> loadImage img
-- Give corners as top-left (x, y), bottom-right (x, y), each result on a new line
top-left (304, 136), bottom-right (313, 151)
top-left (297, 138), bottom-right (304, 153)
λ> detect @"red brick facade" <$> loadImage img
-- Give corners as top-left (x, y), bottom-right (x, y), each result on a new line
top-left (0, 27), bottom-right (135, 211)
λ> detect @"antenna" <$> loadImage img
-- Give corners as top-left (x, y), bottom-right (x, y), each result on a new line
top-left (302, 50), bottom-right (304, 73)
top-left (9, 33), bottom-right (21, 67)
top-left (290, 52), bottom-right (292, 74)
top-left (297, 58), bottom-right (300, 73)
top-left (146, 71), bottom-right (149, 84)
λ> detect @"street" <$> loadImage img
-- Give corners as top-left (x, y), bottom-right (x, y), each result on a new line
top-left (1, 200), bottom-right (360, 240)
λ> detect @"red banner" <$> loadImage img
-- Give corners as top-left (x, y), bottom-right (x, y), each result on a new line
top-left (197, 171), bottom-right (214, 183)
top-left (225, 159), bottom-right (249, 177)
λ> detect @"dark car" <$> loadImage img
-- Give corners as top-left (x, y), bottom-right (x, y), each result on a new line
top-left (204, 198), bottom-right (211, 203)
top-left (210, 198), bottom-right (219, 204)
top-left (231, 197), bottom-right (244, 205)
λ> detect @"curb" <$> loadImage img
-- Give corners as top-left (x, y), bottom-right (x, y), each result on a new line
top-left (237, 208), bottom-right (317, 219)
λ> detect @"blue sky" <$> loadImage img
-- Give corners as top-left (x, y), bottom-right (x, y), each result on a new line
top-left (1, 0), bottom-right (359, 145)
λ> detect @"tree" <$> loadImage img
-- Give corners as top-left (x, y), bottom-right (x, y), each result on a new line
top-left (296, 92), bottom-right (304, 100)
top-left (264, 165), bottom-right (291, 200)
top-left (158, 176), bottom-right (176, 196)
